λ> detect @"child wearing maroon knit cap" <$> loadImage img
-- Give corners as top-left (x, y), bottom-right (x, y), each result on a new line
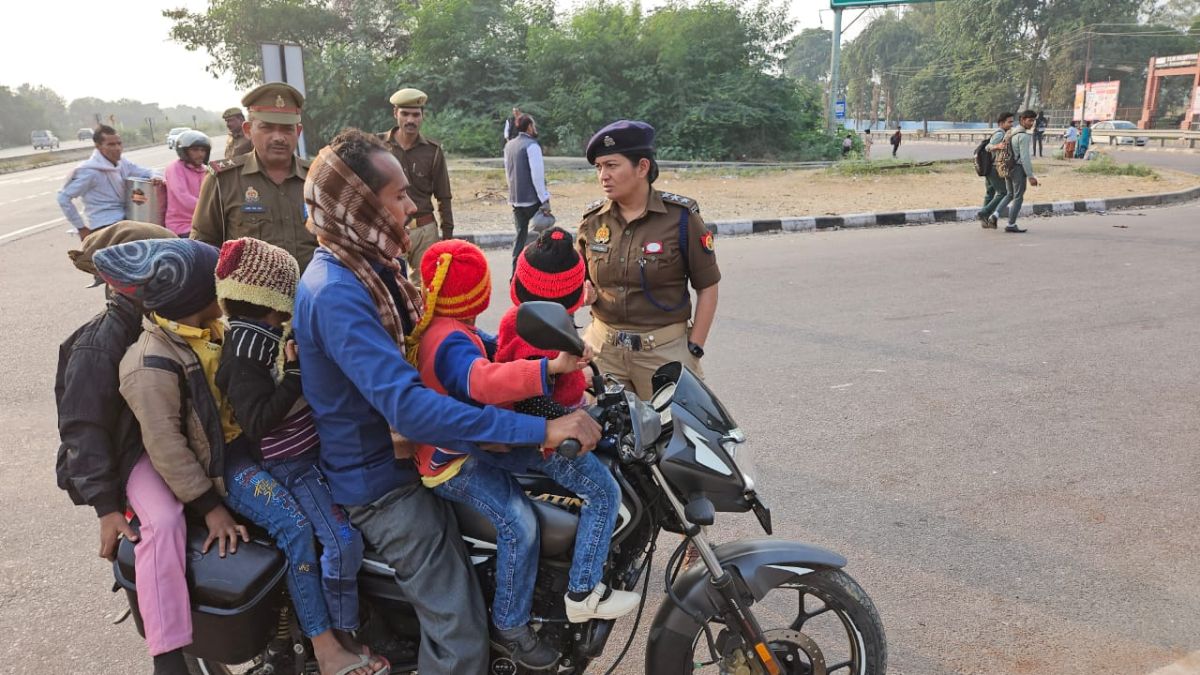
top-left (406, 238), bottom-right (638, 669)
top-left (496, 227), bottom-right (590, 417)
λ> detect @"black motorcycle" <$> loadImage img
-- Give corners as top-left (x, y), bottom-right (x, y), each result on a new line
top-left (113, 301), bottom-right (886, 675)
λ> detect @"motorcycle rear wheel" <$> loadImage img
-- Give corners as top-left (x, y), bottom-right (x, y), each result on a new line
top-left (689, 568), bottom-right (887, 675)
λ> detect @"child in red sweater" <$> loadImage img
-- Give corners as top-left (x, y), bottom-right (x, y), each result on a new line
top-left (406, 239), bottom-right (636, 670)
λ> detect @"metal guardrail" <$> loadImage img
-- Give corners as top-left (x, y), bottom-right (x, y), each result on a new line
top-left (923, 128), bottom-right (1200, 149)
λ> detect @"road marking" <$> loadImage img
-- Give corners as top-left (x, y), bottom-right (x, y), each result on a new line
top-left (0, 190), bottom-right (54, 207)
top-left (1149, 651), bottom-right (1200, 675)
top-left (830, 382), bottom-right (854, 389)
top-left (0, 217), bottom-right (67, 245)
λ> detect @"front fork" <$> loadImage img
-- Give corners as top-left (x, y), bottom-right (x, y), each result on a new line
top-left (650, 465), bottom-right (782, 675)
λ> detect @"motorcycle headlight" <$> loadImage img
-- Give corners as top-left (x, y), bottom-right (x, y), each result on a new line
top-left (721, 432), bottom-right (756, 492)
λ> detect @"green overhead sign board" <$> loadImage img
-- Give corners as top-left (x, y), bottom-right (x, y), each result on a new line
top-left (830, 0), bottom-right (936, 8)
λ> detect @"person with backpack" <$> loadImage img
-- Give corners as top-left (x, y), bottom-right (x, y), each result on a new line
top-left (889, 128), bottom-right (902, 157)
top-left (55, 222), bottom-right (182, 675)
top-left (993, 110), bottom-right (1040, 234)
top-left (976, 112), bottom-right (1014, 229)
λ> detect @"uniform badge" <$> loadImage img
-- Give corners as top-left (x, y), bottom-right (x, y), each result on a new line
top-left (594, 223), bottom-right (610, 244)
top-left (643, 241), bottom-right (663, 255)
top-left (701, 231), bottom-right (715, 254)
top-left (275, 94), bottom-right (286, 108)
top-left (603, 136), bottom-right (615, 147)
top-left (242, 186), bottom-right (266, 213)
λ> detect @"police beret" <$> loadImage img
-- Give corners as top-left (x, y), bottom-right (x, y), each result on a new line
top-left (389, 88), bottom-right (428, 108)
top-left (221, 107), bottom-right (244, 120)
top-left (586, 120), bottom-right (656, 165)
top-left (241, 82), bottom-right (304, 124)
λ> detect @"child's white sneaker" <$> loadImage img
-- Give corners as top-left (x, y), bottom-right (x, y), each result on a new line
top-left (564, 583), bottom-right (640, 623)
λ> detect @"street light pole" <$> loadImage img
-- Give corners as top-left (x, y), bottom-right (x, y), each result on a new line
top-left (827, 7), bottom-right (843, 133)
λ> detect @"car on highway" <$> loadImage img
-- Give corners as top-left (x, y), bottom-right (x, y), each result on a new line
top-left (77, 128), bottom-right (93, 141)
top-left (31, 130), bottom-right (60, 150)
top-left (165, 127), bottom-right (192, 149)
top-left (1092, 120), bottom-right (1149, 146)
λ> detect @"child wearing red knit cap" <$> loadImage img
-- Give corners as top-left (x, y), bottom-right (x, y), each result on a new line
top-left (406, 239), bottom-right (638, 670)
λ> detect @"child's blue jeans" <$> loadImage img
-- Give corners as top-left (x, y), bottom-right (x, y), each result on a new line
top-left (224, 450), bottom-right (364, 637)
top-left (432, 450), bottom-right (620, 631)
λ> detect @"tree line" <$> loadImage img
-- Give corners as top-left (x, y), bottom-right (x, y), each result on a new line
top-left (167, 0), bottom-right (842, 161)
top-left (804, 0), bottom-right (1200, 127)
top-left (0, 84), bottom-right (224, 148)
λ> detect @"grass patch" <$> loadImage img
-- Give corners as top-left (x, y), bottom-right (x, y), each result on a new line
top-left (1075, 155), bottom-right (1157, 179)
top-left (825, 158), bottom-right (938, 177)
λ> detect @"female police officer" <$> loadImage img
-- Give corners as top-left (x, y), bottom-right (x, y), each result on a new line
top-left (577, 120), bottom-right (720, 399)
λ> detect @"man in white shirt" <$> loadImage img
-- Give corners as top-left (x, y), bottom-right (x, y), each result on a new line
top-left (503, 114), bottom-right (552, 271)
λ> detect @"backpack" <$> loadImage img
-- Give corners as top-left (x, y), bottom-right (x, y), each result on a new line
top-left (995, 129), bottom-right (1016, 178)
top-left (973, 138), bottom-right (993, 176)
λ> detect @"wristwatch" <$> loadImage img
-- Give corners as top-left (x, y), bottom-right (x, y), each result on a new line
top-left (687, 341), bottom-right (705, 359)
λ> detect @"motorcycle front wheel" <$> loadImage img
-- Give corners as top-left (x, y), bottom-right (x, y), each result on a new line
top-left (689, 568), bottom-right (887, 675)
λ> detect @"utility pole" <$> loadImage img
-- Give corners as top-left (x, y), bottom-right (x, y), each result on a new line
top-left (1079, 30), bottom-right (1093, 123)
top-left (827, 7), bottom-right (843, 133)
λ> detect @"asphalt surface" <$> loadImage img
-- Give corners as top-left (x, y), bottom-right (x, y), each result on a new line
top-left (0, 139), bottom-right (93, 160)
top-left (899, 140), bottom-right (1200, 175)
top-left (0, 139), bottom-right (223, 244)
top-left (1, 146), bottom-right (1199, 674)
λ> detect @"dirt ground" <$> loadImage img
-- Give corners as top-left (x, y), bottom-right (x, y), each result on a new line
top-left (445, 159), bottom-right (1200, 232)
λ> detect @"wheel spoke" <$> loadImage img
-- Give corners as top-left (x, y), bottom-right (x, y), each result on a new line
top-left (827, 660), bottom-right (853, 672)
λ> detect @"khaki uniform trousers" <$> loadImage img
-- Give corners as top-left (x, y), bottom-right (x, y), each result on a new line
top-left (583, 317), bottom-right (703, 400)
top-left (404, 220), bottom-right (441, 288)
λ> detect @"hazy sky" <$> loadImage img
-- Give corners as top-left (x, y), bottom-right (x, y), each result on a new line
top-left (0, 0), bottom-right (870, 113)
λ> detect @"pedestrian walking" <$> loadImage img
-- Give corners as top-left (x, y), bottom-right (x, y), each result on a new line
top-left (163, 131), bottom-right (210, 237)
top-left (577, 120), bottom-right (720, 400)
top-left (1063, 122), bottom-right (1079, 161)
top-left (977, 112), bottom-right (1014, 229)
top-left (502, 106), bottom-right (523, 144)
top-left (1075, 121), bottom-right (1092, 159)
top-left (863, 129), bottom-right (873, 160)
top-left (380, 87), bottom-right (455, 288)
top-left (221, 107), bottom-right (253, 160)
top-left (503, 113), bottom-right (552, 272)
top-left (1033, 112), bottom-right (1048, 157)
top-left (58, 125), bottom-right (159, 242)
top-left (190, 83), bottom-right (316, 270)
top-left (890, 127), bottom-right (902, 157)
top-left (993, 110), bottom-right (1040, 233)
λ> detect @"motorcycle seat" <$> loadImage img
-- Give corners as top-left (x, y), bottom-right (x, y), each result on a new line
top-left (452, 497), bottom-right (580, 560)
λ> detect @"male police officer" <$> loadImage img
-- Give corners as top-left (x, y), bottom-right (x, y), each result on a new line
top-left (380, 88), bottom-right (454, 286)
top-left (222, 107), bottom-right (254, 160)
top-left (192, 83), bottom-right (316, 270)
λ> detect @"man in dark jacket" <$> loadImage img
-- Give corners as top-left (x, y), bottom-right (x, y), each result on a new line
top-left (56, 221), bottom-right (175, 560)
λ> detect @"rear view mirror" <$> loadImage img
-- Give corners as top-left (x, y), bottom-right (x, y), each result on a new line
top-left (516, 302), bottom-right (585, 357)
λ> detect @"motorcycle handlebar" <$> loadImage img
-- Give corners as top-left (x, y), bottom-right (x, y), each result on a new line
top-left (557, 439), bottom-right (582, 459)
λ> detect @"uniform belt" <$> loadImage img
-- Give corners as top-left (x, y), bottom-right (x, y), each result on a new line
top-left (593, 318), bottom-right (687, 352)
top-left (407, 214), bottom-right (436, 228)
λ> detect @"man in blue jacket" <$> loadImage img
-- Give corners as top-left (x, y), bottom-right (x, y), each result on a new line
top-left (293, 128), bottom-right (599, 675)
top-left (58, 125), bottom-right (158, 241)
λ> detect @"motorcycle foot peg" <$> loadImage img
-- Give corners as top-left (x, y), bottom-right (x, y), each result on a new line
top-left (684, 496), bottom-right (716, 527)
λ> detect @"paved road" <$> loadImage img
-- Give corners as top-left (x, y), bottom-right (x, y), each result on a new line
top-left (900, 140), bottom-right (1200, 175)
top-left (0, 139), bottom-right (225, 244)
top-left (2, 197), bottom-right (1199, 673)
top-left (0, 139), bottom-right (94, 160)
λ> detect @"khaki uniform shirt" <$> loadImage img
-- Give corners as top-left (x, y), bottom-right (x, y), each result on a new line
top-left (224, 132), bottom-right (253, 160)
top-left (578, 189), bottom-right (720, 330)
top-left (190, 151), bottom-right (316, 271)
top-left (381, 129), bottom-right (454, 238)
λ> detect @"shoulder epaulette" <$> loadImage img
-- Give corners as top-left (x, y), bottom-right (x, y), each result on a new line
top-left (208, 157), bottom-right (241, 174)
top-left (583, 198), bottom-right (607, 216)
top-left (660, 191), bottom-right (700, 214)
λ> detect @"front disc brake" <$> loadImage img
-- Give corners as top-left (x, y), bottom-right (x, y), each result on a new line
top-left (762, 628), bottom-right (827, 675)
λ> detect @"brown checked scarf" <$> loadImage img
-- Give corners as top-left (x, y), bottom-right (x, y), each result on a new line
top-left (304, 145), bottom-right (423, 348)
